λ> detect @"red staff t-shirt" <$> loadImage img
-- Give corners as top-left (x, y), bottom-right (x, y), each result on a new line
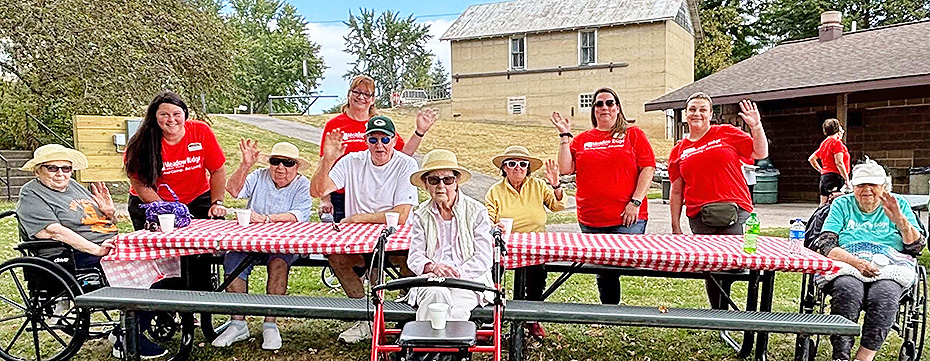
top-left (570, 126), bottom-right (656, 227)
top-left (668, 125), bottom-right (754, 218)
top-left (129, 120), bottom-right (226, 204)
top-left (815, 137), bottom-right (850, 175)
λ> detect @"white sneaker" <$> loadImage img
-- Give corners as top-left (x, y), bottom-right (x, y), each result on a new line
top-left (261, 326), bottom-right (282, 350)
top-left (211, 322), bottom-right (250, 347)
top-left (337, 321), bottom-right (372, 343)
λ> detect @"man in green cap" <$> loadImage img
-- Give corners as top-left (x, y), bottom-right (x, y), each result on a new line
top-left (310, 115), bottom-right (419, 343)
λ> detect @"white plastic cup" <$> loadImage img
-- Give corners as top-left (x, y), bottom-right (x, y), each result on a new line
top-left (385, 212), bottom-right (400, 229)
top-left (427, 303), bottom-right (449, 330)
top-left (499, 218), bottom-right (514, 239)
top-left (157, 214), bottom-right (175, 232)
top-left (872, 254), bottom-right (890, 269)
top-left (236, 209), bottom-right (251, 227)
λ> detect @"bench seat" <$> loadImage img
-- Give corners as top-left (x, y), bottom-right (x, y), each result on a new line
top-left (76, 287), bottom-right (858, 336)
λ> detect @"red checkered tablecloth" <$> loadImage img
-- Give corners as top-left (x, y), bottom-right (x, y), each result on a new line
top-left (101, 219), bottom-right (837, 288)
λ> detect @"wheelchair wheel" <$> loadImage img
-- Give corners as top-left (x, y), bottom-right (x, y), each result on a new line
top-left (897, 265), bottom-right (927, 361)
top-left (0, 257), bottom-right (88, 361)
top-left (795, 273), bottom-right (827, 361)
top-left (146, 312), bottom-right (179, 343)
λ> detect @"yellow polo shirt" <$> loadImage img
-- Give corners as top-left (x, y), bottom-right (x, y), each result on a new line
top-left (485, 177), bottom-right (565, 232)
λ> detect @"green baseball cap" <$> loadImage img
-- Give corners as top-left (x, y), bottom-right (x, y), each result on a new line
top-left (365, 115), bottom-right (396, 137)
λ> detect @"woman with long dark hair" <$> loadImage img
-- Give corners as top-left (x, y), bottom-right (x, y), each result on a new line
top-left (124, 91), bottom-right (227, 229)
top-left (550, 87), bottom-right (656, 305)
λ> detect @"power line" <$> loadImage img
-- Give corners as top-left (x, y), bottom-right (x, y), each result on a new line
top-left (308, 12), bottom-right (460, 24)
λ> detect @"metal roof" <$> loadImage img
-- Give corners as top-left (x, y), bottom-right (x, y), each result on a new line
top-left (441, 0), bottom-right (696, 41)
top-left (645, 20), bottom-right (930, 111)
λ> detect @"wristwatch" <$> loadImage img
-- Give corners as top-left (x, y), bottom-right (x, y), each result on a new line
top-left (629, 199), bottom-right (642, 206)
top-left (211, 200), bottom-right (224, 206)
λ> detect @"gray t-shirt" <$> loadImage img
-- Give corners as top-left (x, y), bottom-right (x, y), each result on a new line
top-left (16, 179), bottom-right (117, 244)
top-left (235, 168), bottom-right (313, 222)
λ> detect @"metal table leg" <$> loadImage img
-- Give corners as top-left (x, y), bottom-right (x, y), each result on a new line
top-left (754, 270), bottom-right (776, 361)
top-left (510, 268), bottom-right (527, 361)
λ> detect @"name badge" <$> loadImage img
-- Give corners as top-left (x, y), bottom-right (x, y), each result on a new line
top-left (188, 143), bottom-right (203, 151)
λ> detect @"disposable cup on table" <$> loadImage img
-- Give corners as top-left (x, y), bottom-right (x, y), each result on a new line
top-left (157, 214), bottom-right (175, 232)
top-left (499, 218), bottom-right (514, 241)
top-left (385, 212), bottom-right (400, 229)
top-left (427, 303), bottom-right (449, 329)
top-left (236, 209), bottom-right (251, 226)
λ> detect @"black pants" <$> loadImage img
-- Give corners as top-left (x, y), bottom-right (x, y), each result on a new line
top-left (826, 276), bottom-right (903, 359)
top-left (128, 191), bottom-right (214, 291)
top-left (689, 209), bottom-right (751, 309)
top-left (330, 191), bottom-right (347, 223)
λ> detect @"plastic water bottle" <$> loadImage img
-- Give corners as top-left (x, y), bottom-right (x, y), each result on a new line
top-left (789, 218), bottom-right (805, 254)
top-left (743, 212), bottom-right (760, 254)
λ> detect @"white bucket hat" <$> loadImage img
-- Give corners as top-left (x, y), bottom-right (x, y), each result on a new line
top-left (260, 142), bottom-right (311, 171)
top-left (21, 144), bottom-right (89, 172)
top-left (850, 160), bottom-right (887, 186)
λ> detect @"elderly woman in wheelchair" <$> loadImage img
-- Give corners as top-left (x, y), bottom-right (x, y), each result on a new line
top-left (809, 160), bottom-right (927, 361)
top-left (1, 144), bottom-right (167, 359)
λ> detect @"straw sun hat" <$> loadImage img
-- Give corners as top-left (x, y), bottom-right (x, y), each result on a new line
top-left (21, 144), bottom-right (89, 172)
top-left (410, 149), bottom-right (472, 188)
top-left (491, 145), bottom-right (543, 173)
top-left (259, 142), bottom-right (311, 171)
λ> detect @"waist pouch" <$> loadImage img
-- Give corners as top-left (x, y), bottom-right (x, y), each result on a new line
top-left (700, 202), bottom-right (739, 227)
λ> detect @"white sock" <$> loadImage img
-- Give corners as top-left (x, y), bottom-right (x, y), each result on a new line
top-left (230, 320), bottom-right (247, 329)
top-left (262, 322), bottom-right (277, 330)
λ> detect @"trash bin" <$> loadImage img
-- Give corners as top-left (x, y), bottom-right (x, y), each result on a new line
top-left (753, 167), bottom-right (780, 204)
top-left (662, 177), bottom-right (671, 201)
top-left (909, 166), bottom-right (930, 195)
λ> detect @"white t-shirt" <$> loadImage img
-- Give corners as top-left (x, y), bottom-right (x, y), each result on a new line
top-left (329, 150), bottom-right (420, 217)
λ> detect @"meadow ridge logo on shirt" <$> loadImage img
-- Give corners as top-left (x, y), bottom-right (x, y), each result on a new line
top-left (583, 138), bottom-right (625, 150)
top-left (342, 132), bottom-right (366, 142)
top-left (680, 139), bottom-right (724, 159)
top-left (162, 156), bottom-right (202, 175)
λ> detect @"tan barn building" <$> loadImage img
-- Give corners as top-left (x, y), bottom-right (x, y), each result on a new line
top-left (440, 0), bottom-right (700, 139)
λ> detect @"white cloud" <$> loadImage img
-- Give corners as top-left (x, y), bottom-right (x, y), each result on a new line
top-left (305, 18), bottom-right (454, 114)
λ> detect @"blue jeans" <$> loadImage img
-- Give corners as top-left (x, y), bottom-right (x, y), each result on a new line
top-left (579, 220), bottom-right (647, 304)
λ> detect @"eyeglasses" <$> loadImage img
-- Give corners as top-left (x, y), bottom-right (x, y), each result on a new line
top-left (503, 160), bottom-right (530, 169)
top-left (367, 136), bottom-right (392, 145)
top-left (269, 157), bottom-right (297, 168)
top-left (350, 89), bottom-right (374, 99)
top-left (41, 164), bottom-right (73, 173)
top-left (593, 100), bottom-right (617, 108)
top-left (425, 176), bottom-right (457, 185)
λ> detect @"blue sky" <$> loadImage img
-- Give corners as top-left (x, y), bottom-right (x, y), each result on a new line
top-left (294, 0), bottom-right (479, 113)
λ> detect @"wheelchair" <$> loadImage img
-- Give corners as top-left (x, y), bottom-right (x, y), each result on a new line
top-left (0, 210), bottom-right (192, 361)
top-left (795, 203), bottom-right (928, 361)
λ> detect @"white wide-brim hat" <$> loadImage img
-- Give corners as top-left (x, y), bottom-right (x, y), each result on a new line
top-left (410, 149), bottom-right (472, 188)
top-left (21, 144), bottom-right (89, 172)
top-left (259, 142), bottom-right (311, 171)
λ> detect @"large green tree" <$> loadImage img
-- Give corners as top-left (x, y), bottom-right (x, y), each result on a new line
top-left (0, 0), bottom-right (235, 149)
top-left (343, 9), bottom-right (433, 107)
top-left (225, 0), bottom-right (325, 114)
top-left (694, 0), bottom-right (761, 79)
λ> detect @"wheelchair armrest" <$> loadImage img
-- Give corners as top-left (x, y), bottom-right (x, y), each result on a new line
top-left (14, 240), bottom-right (67, 252)
top-left (372, 276), bottom-right (502, 296)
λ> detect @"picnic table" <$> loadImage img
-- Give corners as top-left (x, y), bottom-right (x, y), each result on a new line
top-left (96, 220), bottom-right (844, 361)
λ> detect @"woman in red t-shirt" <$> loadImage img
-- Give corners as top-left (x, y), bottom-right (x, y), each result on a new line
top-left (124, 91), bottom-right (227, 230)
top-left (808, 118), bottom-right (850, 204)
top-left (551, 87), bottom-right (656, 305)
top-left (319, 75), bottom-right (437, 221)
top-left (667, 91), bottom-right (768, 309)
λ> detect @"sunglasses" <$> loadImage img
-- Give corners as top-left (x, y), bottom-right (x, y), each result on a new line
top-left (503, 160), bottom-right (530, 169)
top-left (350, 89), bottom-right (374, 99)
top-left (41, 164), bottom-right (73, 173)
top-left (425, 176), bottom-right (457, 186)
top-left (594, 100), bottom-right (617, 108)
top-left (367, 136), bottom-right (392, 145)
top-left (269, 157), bottom-right (297, 167)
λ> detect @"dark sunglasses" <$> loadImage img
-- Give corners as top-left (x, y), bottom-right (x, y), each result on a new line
top-left (503, 160), bottom-right (530, 169)
top-left (425, 176), bottom-right (457, 186)
top-left (269, 157), bottom-right (298, 167)
top-left (41, 164), bottom-right (73, 173)
top-left (367, 136), bottom-right (392, 145)
top-left (594, 100), bottom-right (617, 108)
top-left (350, 89), bottom-right (374, 99)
